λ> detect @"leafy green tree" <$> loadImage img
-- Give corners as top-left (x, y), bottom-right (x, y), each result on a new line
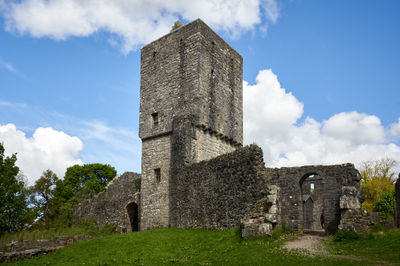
top-left (27, 169), bottom-right (59, 228)
top-left (360, 158), bottom-right (397, 212)
top-left (63, 163), bottom-right (117, 201)
top-left (50, 163), bottom-right (117, 227)
top-left (373, 191), bottom-right (395, 220)
top-left (0, 143), bottom-right (32, 235)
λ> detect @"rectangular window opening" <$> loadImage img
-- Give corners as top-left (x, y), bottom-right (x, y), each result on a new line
top-left (152, 112), bottom-right (159, 128)
top-left (154, 168), bottom-right (161, 183)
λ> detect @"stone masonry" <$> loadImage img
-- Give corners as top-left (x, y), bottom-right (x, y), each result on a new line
top-left (139, 19), bottom-right (242, 230)
top-left (74, 19), bottom-right (377, 236)
top-left (74, 172), bottom-right (141, 233)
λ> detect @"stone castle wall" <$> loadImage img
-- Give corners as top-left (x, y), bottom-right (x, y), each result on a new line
top-left (140, 135), bottom-right (171, 230)
top-left (268, 164), bottom-right (362, 233)
top-left (139, 19), bottom-right (244, 229)
top-left (74, 172), bottom-right (141, 232)
top-left (139, 19), bottom-right (243, 144)
top-left (192, 127), bottom-right (237, 163)
top-left (169, 145), bottom-right (269, 229)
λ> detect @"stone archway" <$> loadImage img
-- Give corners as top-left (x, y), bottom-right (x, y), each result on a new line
top-left (126, 202), bottom-right (139, 232)
top-left (300, 173), bottom-right (323, 231)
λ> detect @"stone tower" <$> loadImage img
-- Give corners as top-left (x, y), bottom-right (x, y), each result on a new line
top-left (139, 19), bottom-right (243, 230)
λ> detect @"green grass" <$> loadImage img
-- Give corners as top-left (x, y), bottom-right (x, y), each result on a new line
top-left (328, 227), bottom-right (400, 264)
top-left (7, 227), bottom-right (396, 266)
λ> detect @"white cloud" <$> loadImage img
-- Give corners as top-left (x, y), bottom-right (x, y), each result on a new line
top-left (389, 118), bottom-right (400, 140)
top-left (322, 112), bottom-right (385, 145)
top-left (0, 123), bottom-right (83, 185)
top-left (243, 69), bottom-right (400, 170)
top-left (0, 0), bottom-right (279, 53)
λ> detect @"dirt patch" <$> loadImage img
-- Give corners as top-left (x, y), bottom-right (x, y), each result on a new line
top-left (283, 235), bottom-right (328, 256)
top-left (283, 235), bottom-right (396, 265)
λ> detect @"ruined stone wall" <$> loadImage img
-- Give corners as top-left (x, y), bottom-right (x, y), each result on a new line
top-left (169, 145), bottom-right (269, 229)
top-left (269, 164), bottom-right (362, 233)
top-left (140, 135), bottom-right (171, 229)
top-left (74, 172), bottom-right (141, 232)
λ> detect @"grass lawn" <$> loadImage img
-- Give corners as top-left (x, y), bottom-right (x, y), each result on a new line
top-left (5, 227), bottom-right (400, 265)
top-left (328, 228), bottom-right (400, 264)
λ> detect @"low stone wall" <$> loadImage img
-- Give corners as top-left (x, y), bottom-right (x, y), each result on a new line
top-left (169, 144), bottom-right (270, 229)
top-left (0, 236), bottom-right (91, 263)
top-left (74, 172), bottom-right (141, 232)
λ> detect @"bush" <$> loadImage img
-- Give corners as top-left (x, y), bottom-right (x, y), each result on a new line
top-left (373, 191), bottom-right (395, 221)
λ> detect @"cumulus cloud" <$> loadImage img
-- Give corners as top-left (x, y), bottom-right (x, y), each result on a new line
top-left (243, 69), bottom-right (400, 169)
top-left (0, 0), bottom-right (279, 53)
top-left (0, 123), bottom-right (83, 185)
top-left (389, 118), bottom-right (400, 140)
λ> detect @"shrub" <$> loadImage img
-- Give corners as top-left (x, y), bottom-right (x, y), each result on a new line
top-left (373, 191), bottom-right (395, 221)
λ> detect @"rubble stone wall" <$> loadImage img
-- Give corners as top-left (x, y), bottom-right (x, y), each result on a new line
top-left (74, 172), bottom-right (141, 232)
top-left (169, 145), bottom-right (269, 229)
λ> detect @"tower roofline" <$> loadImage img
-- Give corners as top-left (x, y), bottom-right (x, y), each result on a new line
top-left (141, 18), bottom-right (242, 60)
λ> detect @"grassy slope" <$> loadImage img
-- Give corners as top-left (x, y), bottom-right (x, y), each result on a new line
top-left (328, 228), bottom-right (400, 263)
top-left (7, 228), bottom-right (399, 265)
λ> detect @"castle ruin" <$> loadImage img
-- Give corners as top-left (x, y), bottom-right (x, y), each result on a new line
top-left (74, 19), bottom-right (378, 236)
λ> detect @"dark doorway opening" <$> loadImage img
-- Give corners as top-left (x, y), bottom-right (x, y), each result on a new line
top-left (304, 196), bottom-right (314, 230)
top-left (126, 202), bottom-right (139, 232)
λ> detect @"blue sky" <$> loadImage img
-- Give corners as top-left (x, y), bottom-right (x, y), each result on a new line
top-left (0, 0), bottom-right (399, 184)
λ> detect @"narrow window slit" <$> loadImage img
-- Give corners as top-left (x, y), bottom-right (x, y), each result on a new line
top-left (152, 112), bottom-right (159, 128)
top-left (154, 168), bottom-right (161, 183)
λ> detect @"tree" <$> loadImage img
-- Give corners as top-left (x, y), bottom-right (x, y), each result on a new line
top-left (360, 158), bottom-right (397, 212)
top-left (27, 169), bottom-right (59, 228)
top-left (50, 163), bottom-right (117, 227)
top-left (0, 143), bottom-right (32, 235)
top-left (63, 163), bottom-right (117, 201)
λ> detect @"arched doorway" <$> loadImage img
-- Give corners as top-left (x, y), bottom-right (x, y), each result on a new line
top-left (126, 202), bottom-right (139, 232)
top-left (300, 173), bottom-right (323, 231)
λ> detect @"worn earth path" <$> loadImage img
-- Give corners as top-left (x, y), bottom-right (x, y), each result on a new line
top-left (283, 235), bottom-right (397, 265)
top-left (283, 235), bottom-right (329, 256)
